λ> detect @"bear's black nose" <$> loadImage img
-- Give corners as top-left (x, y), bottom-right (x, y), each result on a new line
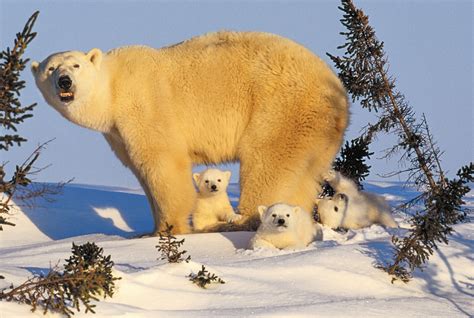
top-left (278, 219), bottom-right (285, 225)
top-left (58, 75), bottom-right (72, 90)
top-left (211, 184), bottom-right (217, 190)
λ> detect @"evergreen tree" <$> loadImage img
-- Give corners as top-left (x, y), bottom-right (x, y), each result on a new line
top-left (327, 0), bottom-right (473, 282)
top-left (0, 11), bottom-right (39, 229)
top-left (0, 11), bottom-right (66, 229)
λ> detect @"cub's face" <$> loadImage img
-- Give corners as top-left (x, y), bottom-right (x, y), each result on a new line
top-left (193, 169), bottom-right (231, 196)
top-left (316, 193), bottom-right (348, 229)
top-left (258, 203), bottom-right (300, 232)
top-left (31, 49), bottom-right (102, 117)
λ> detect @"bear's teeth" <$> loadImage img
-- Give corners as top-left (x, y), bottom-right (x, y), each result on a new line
top-left (59, 92), bottom-right (73, 97)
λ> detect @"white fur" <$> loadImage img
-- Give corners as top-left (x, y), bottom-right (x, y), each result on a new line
top-left (192, 169), bottom-right (241, 231)
top-left (249, 203), bottom-right (323, 250)
top-left (317, 170), bottom-right (398, 229)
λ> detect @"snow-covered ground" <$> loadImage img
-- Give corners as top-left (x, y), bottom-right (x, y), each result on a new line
top-left (1, 181), bottom-right (473, 317)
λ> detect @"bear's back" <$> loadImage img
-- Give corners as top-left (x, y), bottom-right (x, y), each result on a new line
top-left (163, 31), bottom-right (329, 75)
top-left (105, 31), bottom-right (328, 79)
top-left (164, 31), bottom-right (307, 54)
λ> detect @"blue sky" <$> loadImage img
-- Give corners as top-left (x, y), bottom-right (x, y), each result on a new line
top-left (1, 0), bottom-right (472, 188)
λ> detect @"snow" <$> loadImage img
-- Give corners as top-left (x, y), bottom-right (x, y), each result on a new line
top-left (1, 181), bottom-right (473, 317)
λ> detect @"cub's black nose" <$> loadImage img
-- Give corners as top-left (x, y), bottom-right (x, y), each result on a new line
top-left (211, 184), bottom-right (217, 190)
top-left (278, 219), bottom-right (285, 225)
top-left (58, 75), bottom-right (72, 90)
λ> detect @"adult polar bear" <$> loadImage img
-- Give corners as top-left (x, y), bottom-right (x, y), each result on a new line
top-left (31, 31), bottom-right (349, 235)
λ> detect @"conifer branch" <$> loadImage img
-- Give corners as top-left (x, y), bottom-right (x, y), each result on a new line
top-left (188, 265), bottom-right (225, 289)
top-left (0, 242), bottom-right (121, 317)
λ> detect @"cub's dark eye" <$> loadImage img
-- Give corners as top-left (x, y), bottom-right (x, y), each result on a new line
top-left (48, 66), bottom-right (55, 71)
top-left (272, 214), bottom-right (277, 217)
top-left (334, 207), bottom-right (339, 212)
top-left (286, 214), bottom-right (290, 217)
top-left (73, 64), bottom-right (80, 68)
top-left (205, 180), bottom-right (209, 183)
top-left (217, 179), bottom-right (221, 182)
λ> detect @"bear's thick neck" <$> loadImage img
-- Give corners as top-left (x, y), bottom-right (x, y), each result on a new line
top-left (68, 67), bottom-right (114, 133)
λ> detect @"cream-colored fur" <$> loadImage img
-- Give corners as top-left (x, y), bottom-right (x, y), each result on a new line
top-left (192, 168), bottom-right (241, 231)
top-left (250, 203), bottom-right (323, 250)
top-left (316, 170), bottom-right (398, 229)
top-left (31, 31), bottom-right (349, 235)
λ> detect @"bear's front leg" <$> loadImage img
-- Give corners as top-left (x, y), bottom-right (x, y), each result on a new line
top-left (249, 236), bottom-right (278, 250)
top-left (220, 206), bottom-right (242, 224)
top-left (103, 132), bottom-right (162, 236)
top-left (151, 154), bottom-right (196, 235)
top-left (134, 151), bottom-right (196, 235)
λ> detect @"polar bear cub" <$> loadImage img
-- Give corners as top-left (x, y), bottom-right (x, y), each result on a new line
top-left (192, 168), bottom-right (242, 231)
top-left (249, 203), bottom-right (323, 250)
top-left (316, 170), bottom-right (398, 229)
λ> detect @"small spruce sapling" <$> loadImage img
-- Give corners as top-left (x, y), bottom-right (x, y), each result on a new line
top-left (156, 223), bottom-right (191, 263)
top-left (188, 265), bottom-right (225, 289)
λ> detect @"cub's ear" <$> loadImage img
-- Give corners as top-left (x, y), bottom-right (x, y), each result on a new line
top-left (224, 170), bottom-right (231, 181)
top-left (336, 193), bottom-right (348, 202)
top-left (192, 173), bottom-right (201, 184)
top-left (293, 206), bottom-right (301, 214)
top-left (31, 61), bottom-right (40, 75)
top-left (86, 48), bottom-right (102, 69)
top-left (257, 205), bottom-right (267, 219)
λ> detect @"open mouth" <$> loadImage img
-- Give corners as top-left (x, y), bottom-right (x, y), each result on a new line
top-left (59, 91), bottom-right (74, 102)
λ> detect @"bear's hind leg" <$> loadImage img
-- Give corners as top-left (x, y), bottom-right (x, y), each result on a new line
top-left (238, 125), bottom-right (343, 230)
top-left (237, 151), bottom-right (316, 228)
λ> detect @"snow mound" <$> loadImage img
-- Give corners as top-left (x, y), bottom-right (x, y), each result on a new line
top-left (0, 182), bottom-right (472, 317)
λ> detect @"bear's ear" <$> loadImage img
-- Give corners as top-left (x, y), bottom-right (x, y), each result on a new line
top-left (192, 173), bottom-right (201, 184)
top-left (293, 206), bottom-right (301, 214)
top-left (224, 170), bottom-right (231, 181)
top-left (31, 61), bottom-right (40, 75)
top-left (257, 205), bottom-right (267, 219)
top-left (86, 48), bottom-right (103, 69)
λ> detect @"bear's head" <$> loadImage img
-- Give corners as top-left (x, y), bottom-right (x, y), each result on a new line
top-left (315, 193), bottom-right (348, 229)
top-left (31, 49), bottom-right (111, 131)
top-left (257, 203), bottom-right (301, 233)
top-left (193, 168), bottom-right (231, 197)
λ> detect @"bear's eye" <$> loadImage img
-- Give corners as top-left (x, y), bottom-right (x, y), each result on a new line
top-left (48, 66), bottom-right (55, 71)
top-left (334, 207), bottom-right (339, 212)
top-left (205, 180), bottom-right (209, 183)
top-left (73, 64), bottom-right (80, 68)
top-left (272, 214), bottom-right (276, 217)
top-left (217, 179), bottom-right (221, 182)
top-left (286, 214), bottom-right (290, 217)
